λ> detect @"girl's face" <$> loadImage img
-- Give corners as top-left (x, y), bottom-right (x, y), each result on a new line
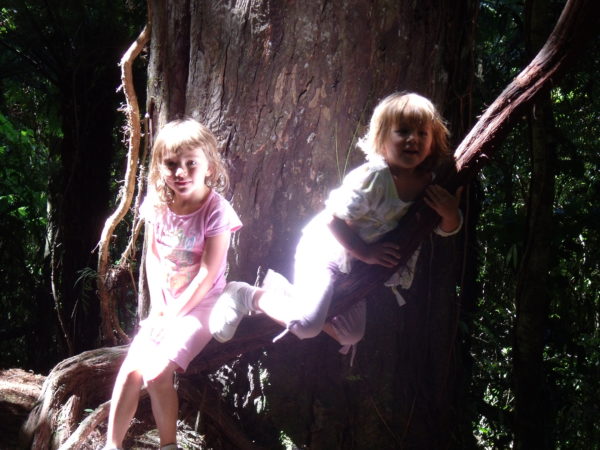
top-left (383, 119), bottom-right (433, 172)
top-left (161, 146), bottom-right (211, 202)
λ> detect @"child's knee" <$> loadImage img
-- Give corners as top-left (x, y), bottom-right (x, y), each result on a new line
top-left (329, 300), bottom-right (366, 346)
top-left (113, 366), bottom-right (143, 393)
top-left (333, 323), bottom-right (365, 346)
top-left (123, 369), bottom-right (141, 385)
top-left (142, 358), bottom-right (178, 385)
top-left (145, 367), bottom-right (175, 391)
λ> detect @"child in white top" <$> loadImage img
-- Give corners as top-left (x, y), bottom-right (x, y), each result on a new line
top-left (104, 119), bottom-right (241, 450)
top-left (210, 92), bottom-right (462, 357)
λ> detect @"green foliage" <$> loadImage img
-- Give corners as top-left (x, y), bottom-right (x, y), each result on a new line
top-left (0, 0), bottom-right (147, 368)
top-left (0, 112), bottom-right (50, 368)
top-left (471, 0), bottom-right (600, 447)
top-left (543, 59), bottom-right (600, 446)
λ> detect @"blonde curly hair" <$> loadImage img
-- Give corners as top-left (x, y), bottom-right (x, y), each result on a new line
top-left (147, 119), bottom-right (229, 205)
top-left (357, 92), bottom-right (450, 170)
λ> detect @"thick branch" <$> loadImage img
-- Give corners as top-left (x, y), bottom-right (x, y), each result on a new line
top-left (453, 0), bottom-right (599, 180)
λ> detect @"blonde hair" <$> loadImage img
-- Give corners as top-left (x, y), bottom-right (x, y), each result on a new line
top-left (148, 119), bottom-right (229, 205)
top-left (357, 92), bottom-right (450, 170)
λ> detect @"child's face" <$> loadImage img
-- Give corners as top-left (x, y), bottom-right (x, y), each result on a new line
top-left (383, 119), bottom-right (433, 172)
top-left (161, 146), bottom-right (211, 201)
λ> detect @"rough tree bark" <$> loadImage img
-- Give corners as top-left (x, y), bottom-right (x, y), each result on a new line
top-left (144, 0), bottom-right (477, 447)
top-left (0, 369), bottom-right (45, 449)
top-left (18, 0), bottom-right (599, 448)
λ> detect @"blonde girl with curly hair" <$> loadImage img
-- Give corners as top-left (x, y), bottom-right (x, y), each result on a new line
top-left (105, 119), bottom-right (241, 450)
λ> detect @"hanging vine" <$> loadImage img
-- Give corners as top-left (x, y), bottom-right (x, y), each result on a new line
top-left (96, 4), bottom-right (152, 346)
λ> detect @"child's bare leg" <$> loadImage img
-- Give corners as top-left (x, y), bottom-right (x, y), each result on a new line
top-left (106, 362), bottom-right (144, 447)
top-left (146, 361), bottom-right (180, 447)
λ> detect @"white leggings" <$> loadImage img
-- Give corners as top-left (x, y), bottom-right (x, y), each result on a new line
top-left (263, 235), bottom-right (366, 346)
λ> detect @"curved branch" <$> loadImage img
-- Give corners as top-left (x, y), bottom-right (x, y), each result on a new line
top-left (453, 0), bottom-right (599, 182)
top-left (97, 14), bottom-right (152, 346)
top-left (57, 400), bottom-right (111, 450)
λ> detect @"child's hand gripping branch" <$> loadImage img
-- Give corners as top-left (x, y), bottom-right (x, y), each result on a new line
top-left (424, 184), bottom-right (464, 234)
top-left (328, 216), bottom-right (402, 268)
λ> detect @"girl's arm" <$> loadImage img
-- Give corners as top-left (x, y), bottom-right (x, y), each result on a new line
top-left (164, 231), bottom-right (231, 318)
top-left (145, 226), bottom-right (167, 316)
top-left (328, 215), bottom-right (401, 268)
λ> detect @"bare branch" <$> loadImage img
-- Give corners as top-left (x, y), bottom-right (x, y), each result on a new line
top-left (97, 11), bottom-right (152, 346)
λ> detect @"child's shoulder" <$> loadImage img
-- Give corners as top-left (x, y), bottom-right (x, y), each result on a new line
top-left (207, 190), bottom-right (236, 211)
top-left (140, 193), bottom-right (166, 223)
top-left (344, 156), bottom-right (389, 184)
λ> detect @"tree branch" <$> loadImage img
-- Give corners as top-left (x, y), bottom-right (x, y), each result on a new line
top-left (97, 11), bottom-right (152, 346)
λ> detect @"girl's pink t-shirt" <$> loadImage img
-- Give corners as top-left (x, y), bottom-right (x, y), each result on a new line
top-left (143, 190), bottom-right (242, 305)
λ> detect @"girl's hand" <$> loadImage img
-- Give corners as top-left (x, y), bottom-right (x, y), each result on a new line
top-left (358, 241), bottom-right (402, 268)
top-left (424, 185), bottom-right (463, 233)
top-left (328, 215), bottom-right (400, 267)
top-left (140, 314), bottom-right (170, 343)
top-left (149, 318), bottom-right (168, 343)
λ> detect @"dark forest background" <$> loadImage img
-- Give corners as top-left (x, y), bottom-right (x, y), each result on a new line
top-left (0, 0), bottom-right (598, 448)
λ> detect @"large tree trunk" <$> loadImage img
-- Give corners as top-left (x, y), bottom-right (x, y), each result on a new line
top-left (147, 0), bottom-right (476, 279)
top-left (146, 0), bottom-right (476, 448)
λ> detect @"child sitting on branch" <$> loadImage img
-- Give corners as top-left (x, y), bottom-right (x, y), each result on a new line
top-left (104, 119), bottom-right (241, 450)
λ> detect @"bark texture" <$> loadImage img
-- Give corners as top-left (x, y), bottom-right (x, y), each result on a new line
top-left (0, 369), bottom-right (45, 449)
top-left (145, 0), bottom-right (476, 448)
top-left (147, 0), bottom-right (476, 280)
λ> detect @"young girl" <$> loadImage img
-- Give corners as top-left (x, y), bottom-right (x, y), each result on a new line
top-left (104, 119), bottom-right (241, 450)
top-left (210, 92), bottom-right (462, 359)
